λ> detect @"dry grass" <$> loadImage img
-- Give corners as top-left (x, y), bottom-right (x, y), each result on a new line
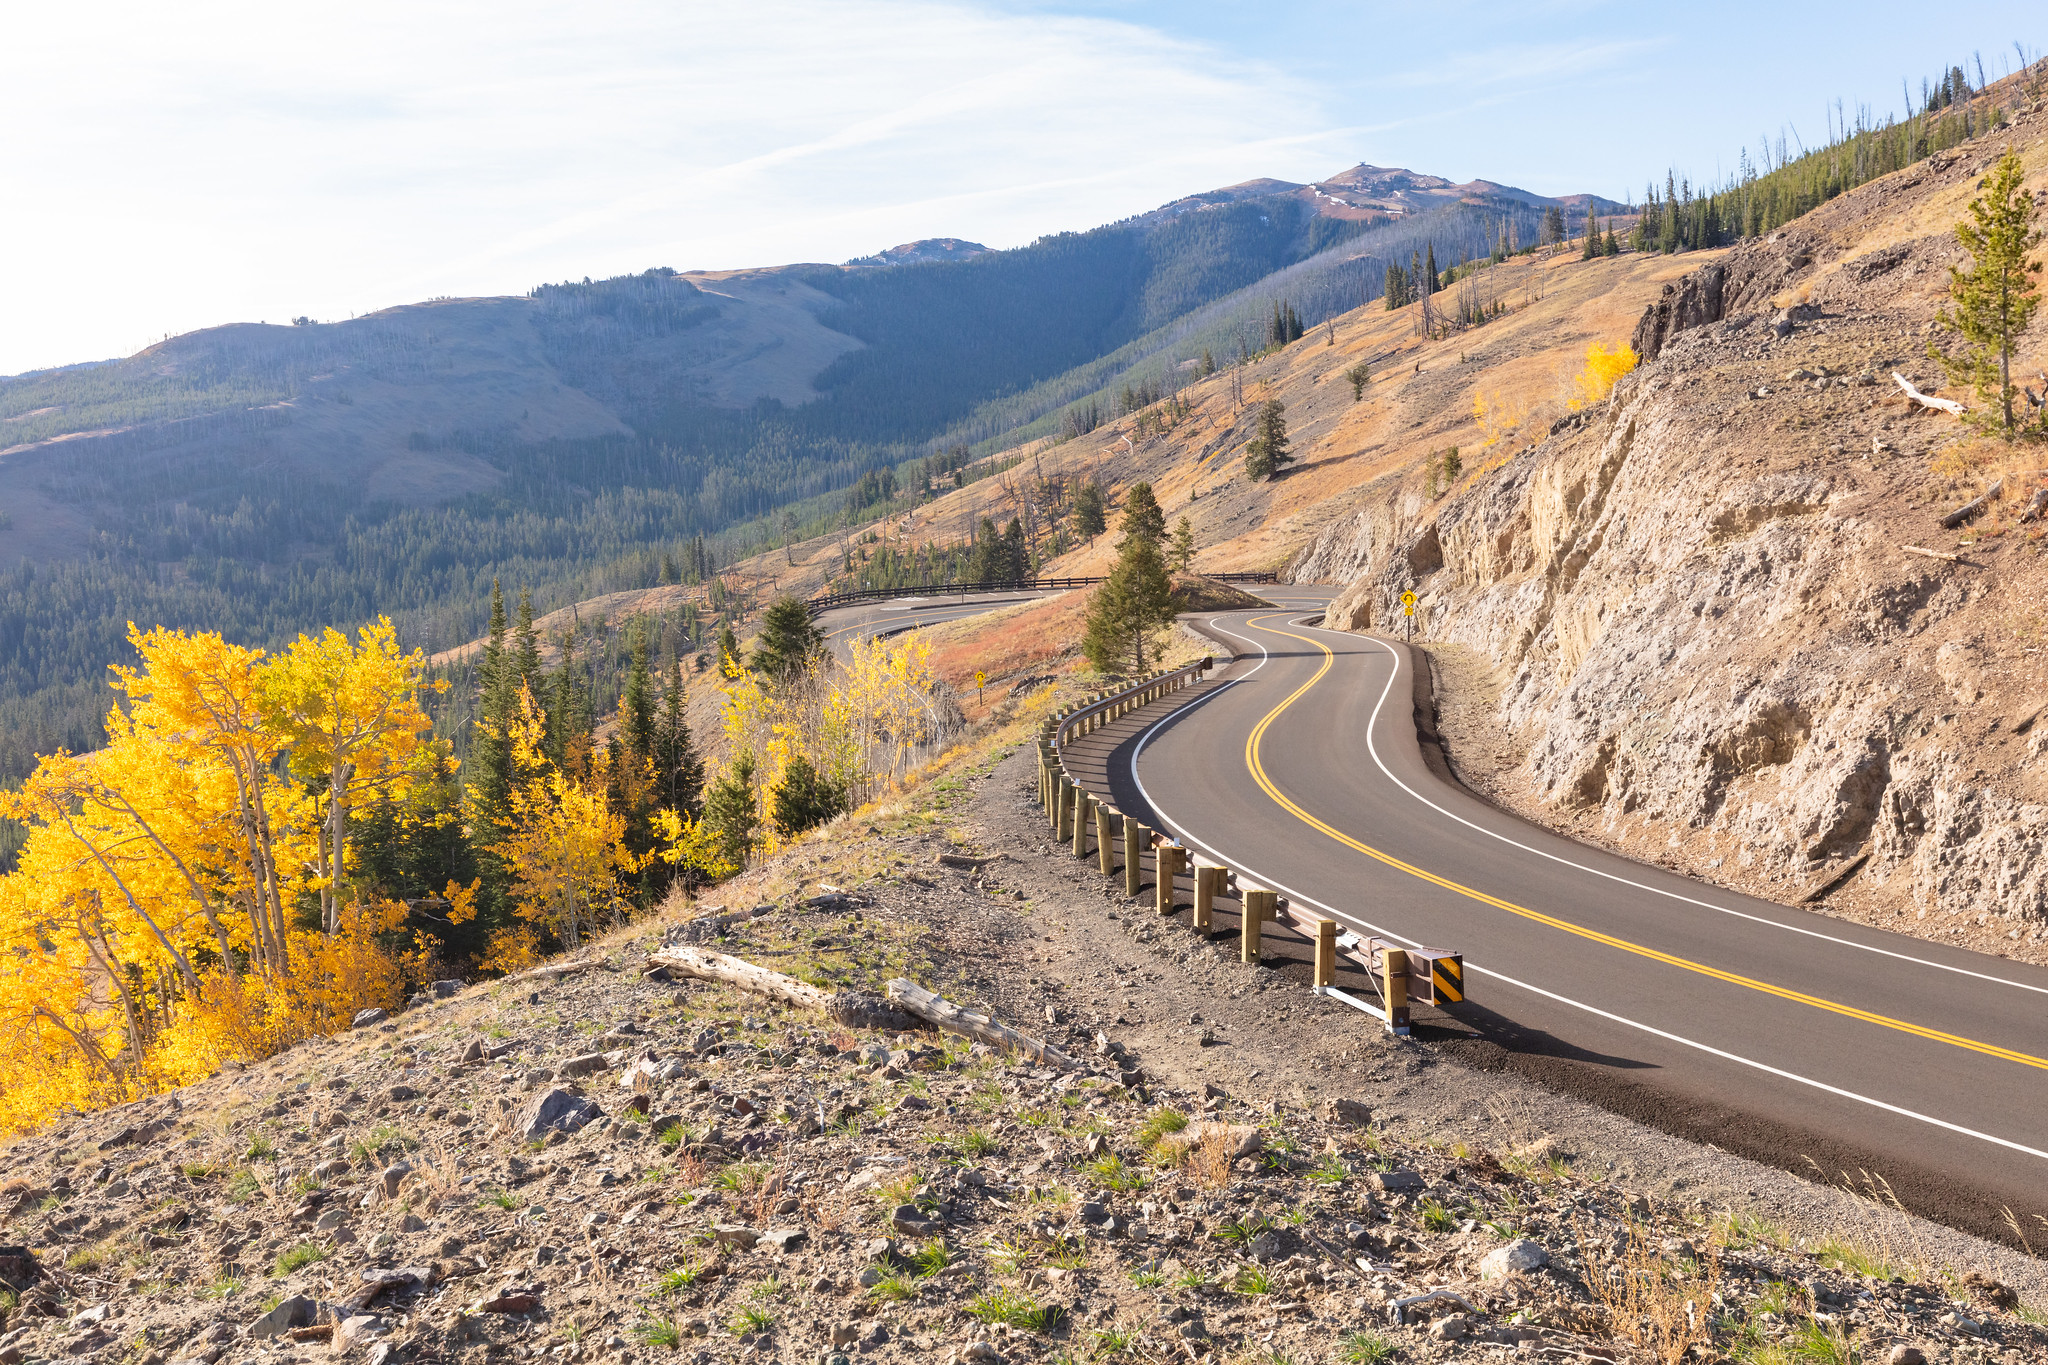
top-left (1576, 1217), bottom-right (1722, 1365)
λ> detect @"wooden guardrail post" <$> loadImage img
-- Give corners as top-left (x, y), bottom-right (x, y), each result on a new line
top-left (1096, 805), bottom-right (1116, 877)
top-left (1383, 948), bottom-right (1410, 1032)
top-left (1193, 864), bottom-right (1220, 931)
top-left (1072, 791), bottom-right (1091, 858)
top-left (1242, 889), bottom-right (1274, 962)
top-left (1313, 918), bottom-right (1337, 988)
top-left (1155, 843), bottom-right (1182, 916)
top-left (1123, 818), bottom-right (1149, 898)
top-left (1056, 775), bottom-right (1075, 841)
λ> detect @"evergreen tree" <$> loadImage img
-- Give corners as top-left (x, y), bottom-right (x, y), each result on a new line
top-left (1269, 301), bottom-right (1286, 348)
top-left (512, 588), bottom-right (541, 699)
top-left (716, 620), bottom-right (743, 675)
top-left (1074, 479), bottom-right (1107, 537)
top-left (652, 657), bottom-right (704, 818)
top-left (772, 754), bottom-right (848, 836)
top-left (467, 580), bottom-right (515, 835)
top-left (1581, 208), bottom-right (1599, 260)
top-left (752, 595), bottom-right (825, 683)
top-left (1200, 349), bottom-right (1216, 376)
top-left (1931, 147), bottom-right (2043, 438)
top-left (1424, 243), bottom-right (1439, 294)
top-left (620, 616), bottom-right (656, 765)
top-left (1346, 360), bottom-right (1372, 401)
top-left (1242, 400), bottom-right (1292, 482)
top-left (547, 617), bottom-right (594, 770)
top-left (1118, 481), bottom-right (1167, 549)
top-left (1002, 516), bottom-right (1029, 579)
top-left (1170, 516), bottom-right (1194, 572)
top-left (701, 754), bottom-right (760, 870)
top-left (1604, 222), bottom-right (1620, 256)
top-left (1082, 533), bottom-right (1176, 675)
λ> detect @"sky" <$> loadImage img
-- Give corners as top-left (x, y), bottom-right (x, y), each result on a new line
top-left (1, 0), bottom-right (2037, 376)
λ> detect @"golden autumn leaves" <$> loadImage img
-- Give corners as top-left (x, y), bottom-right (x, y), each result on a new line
top-left (0, 618), bottom-right (444, 1129)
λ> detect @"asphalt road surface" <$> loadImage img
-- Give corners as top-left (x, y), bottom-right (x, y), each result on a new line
top-left (1076, 597), bottom-right (2048, 1243)
top-left (815, 585), bottom-right (2048, 1239)
top-left (815, 590), bottom-right (1066, 659)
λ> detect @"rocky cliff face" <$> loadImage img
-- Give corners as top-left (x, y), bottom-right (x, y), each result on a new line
top-left (1299, 127), bottom-right (2048, 936)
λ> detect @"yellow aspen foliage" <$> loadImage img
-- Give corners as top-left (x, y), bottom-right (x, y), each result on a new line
top-left (479, 924), bottom-right (544, 977)
top-left (0, 624), bottom-right (434, 1135)
top-left (498, 683), bottom-right (636, 949)
top-left (651, 807), bottom-right (738, 886)
top-left (1568, 342), bottom-right (1640, 411)
top-left (1472, 390), bottom-right (1528, 448)
top-left (259, 617), bottom-right (442, 934)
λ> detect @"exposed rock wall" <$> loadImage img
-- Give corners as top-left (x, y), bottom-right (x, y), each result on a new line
top-left (1296, 155), bottom-right (2048, 928)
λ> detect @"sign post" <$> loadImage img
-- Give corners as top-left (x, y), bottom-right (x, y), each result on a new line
top-left (974, 669), bottom-right (986, 704)
top-left (1400, 591), bottom-right (1417, 643)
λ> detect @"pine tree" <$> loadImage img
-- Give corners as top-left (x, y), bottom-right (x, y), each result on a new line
top-left (771, 755), bottom-right (848, 836)
top-left (620, 616), bottom-right (656, 765)
top-left (1074, 480), bottom-right (1107, 537)
top-left (653, 658), bottom-right (702, 817)
top-left (1581, 207), bottom-right (1599, 260)
top-left (513, 588), bottom-right (541, 697)
top-left (1118, 482), bottom-right (1166, 548)
top-left (1170, 516), bottom-right (1194, 572)
top-left (752, 596), bottom-right (825, 683)
top-left (1931, 147), bottom-right (2043, 438)
top-left (701, 754), bottom-right (760, 870)
top-left (716, 621), bottom-right (743, 675)
top-left (1242, 400), bottom-right (1292, 482)
top-left (468, 580), bottom-right (516, 835)
top-left (1002, 516), bottom-right (1029, 579)
top-left (1346, 361), bottom-right (1372, 401)
top-left (1200, 349), bottom-right (1216, 377)
top-left (1082, 534), bottom-right (1176, 675)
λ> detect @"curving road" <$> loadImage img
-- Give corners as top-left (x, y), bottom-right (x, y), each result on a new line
top-left (817, 585), bottom-right (2048, 1238)
top-left (1076, 601), bottom-right (2048, 1242)
top-left (816, 590), bottom-right (1067, 659)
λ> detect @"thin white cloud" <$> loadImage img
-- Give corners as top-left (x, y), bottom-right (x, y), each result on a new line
top-left (0, 0), bottom-right (1360, 373)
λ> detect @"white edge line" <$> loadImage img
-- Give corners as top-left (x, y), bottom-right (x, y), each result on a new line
top-left (1288, 616), bottom-right (2048, 998)
top-left (1123, 614), bottom-right (2048, 1165)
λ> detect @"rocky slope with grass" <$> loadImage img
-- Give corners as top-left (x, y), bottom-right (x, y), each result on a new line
top-left (2, 683), bottom-right (2043, 1365)
top-left (1301, 108), bottom-right (2048, 952)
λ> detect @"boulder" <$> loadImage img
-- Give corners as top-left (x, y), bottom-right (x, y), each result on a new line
top-left (559, 1052), bottom-right (609, 1077)
top-left (1321, 1097), bottom-right (1372, 1127)
top-left (351, 1009), bottom-right (389, 1029)
top-left (516, 1088), bottom-right (601, 1139)
top-left (890, 1205), bottom-right (944, 1237)
top-left (1477, 1239), bottom-right (1548, 1280)
top-left (1368, 1168), bottom-right (1425, 1194)
top-left (249, 1296), bottom-right (320, 1339)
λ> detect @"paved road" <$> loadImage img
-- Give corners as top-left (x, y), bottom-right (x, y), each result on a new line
top-left (815, 590), bottom-right (1067, 659)
top-left (1075, 599), bottom-right (2048, 1242)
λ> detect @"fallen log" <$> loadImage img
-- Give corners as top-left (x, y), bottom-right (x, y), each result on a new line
top-left (1940, 477), bottom-right (2004, 528)
top-left (2020, 487), bottom-right (2048, 524)
top-left (1902, 544), bottom-right (1962, 563)
top-left (648, 946), bottom-right (914, 1030)
top-left (884, 977), bottom-right (1082, 1071)
top-left (1894, 372), bottom-right (1966, 415)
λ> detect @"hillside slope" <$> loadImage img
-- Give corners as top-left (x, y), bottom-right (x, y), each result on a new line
top-left (1305, 115), bottom-right (2048, 946)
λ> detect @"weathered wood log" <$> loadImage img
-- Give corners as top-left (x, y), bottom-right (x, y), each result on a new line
top-left (1894, 372), bottom-right (1966, 415)
top-left (649, 947), bottom-right (915, 1031)
top-left (2019, 487), bottom-right (2048, 524)
top-left (884, 978), bottom-right (1082, 1071)
top-left (1902, 544), bottom-right (1963, 563)
top-left (1940, 477), bottom-right (2004, 528)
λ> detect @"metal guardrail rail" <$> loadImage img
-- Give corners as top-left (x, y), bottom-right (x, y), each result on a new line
top-left (805, 572), bottom-right (1280, 617)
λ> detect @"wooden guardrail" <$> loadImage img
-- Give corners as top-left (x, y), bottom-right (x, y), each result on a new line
top-left (806, 572), bottom-right (1279, 617)
top-left (1036, 653), bottom-right (1461, 1035)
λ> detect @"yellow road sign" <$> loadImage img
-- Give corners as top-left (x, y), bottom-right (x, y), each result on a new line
top-left (1400, 590), bottom-right (1417, 607)
top-left (1403, 605), bottom-right (1414, 616)
top-left (974, 670), bottom-right (986, 688)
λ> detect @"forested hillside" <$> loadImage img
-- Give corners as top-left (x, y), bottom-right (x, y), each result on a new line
top-left (0, 166), bottom-right (1620, 831)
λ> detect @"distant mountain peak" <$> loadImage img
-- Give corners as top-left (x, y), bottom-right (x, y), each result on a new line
top-left (844, 238), bottom-right (990, 269)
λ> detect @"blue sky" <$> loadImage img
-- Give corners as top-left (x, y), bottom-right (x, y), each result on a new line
top-left (1, 0), bottom-right (2036, 375)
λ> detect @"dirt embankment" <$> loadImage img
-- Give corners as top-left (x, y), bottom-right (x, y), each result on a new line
top-left (1299, 114), bottom-right (2048, 948)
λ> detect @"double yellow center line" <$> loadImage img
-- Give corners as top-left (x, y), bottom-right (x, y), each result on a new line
top-left (1240, 615), bottom-right (2048, 1075)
